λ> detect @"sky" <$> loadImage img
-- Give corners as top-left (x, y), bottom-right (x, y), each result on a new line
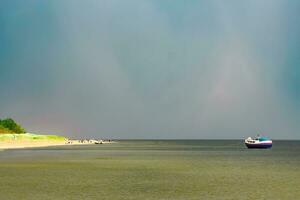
top-left (0, 0), bottom-right (299, 139)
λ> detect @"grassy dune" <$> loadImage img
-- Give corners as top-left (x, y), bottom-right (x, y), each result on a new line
top-left (0, 133), bottom-right (66, 142)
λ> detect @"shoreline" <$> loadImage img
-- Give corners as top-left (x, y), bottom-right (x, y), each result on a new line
top-left (0, 140), bottom-right (116, 150)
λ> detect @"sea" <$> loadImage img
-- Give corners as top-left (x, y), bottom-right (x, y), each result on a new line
top-left (0, 140), bottom-right (299, 200)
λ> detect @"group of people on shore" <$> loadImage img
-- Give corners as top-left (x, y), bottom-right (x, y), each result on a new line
top-left (66, 139), bottom-right (113, 145)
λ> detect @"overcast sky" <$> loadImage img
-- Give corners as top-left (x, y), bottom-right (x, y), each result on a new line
top-left (0, 0), bottom-right (299, 139)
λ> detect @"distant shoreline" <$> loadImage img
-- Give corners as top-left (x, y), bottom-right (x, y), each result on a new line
top-left (0, 133), bottom-right (115, 150)
top-left (0, 141), bottom-right (67, 150)
top-left (0, 141), bottom-right (116, 150)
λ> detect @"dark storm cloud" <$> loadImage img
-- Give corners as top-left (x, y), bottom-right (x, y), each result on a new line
top-left (0, 0), bottom-right (299, 139)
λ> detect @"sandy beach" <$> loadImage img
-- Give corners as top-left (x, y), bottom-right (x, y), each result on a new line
top-left (0, 140), bottom-right (67, 150)
top-left (0, 139), bottom-right (115, 150)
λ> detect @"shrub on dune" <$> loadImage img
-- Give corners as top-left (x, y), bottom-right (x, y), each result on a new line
top-left (0, 118), bottom-right (26, 134)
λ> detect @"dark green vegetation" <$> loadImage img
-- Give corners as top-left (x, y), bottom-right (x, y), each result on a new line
top-left (0, 118), bottom-right (26, 133)
top-left (0, 140), bottom-right (299, 200)
top-left (0, 118), bottom-right (65, 141)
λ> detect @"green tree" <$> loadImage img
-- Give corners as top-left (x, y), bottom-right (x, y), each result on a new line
top-left (0, 118), bottom-right (26, 133)
top-left (0, 124), bottom-right (13, 133)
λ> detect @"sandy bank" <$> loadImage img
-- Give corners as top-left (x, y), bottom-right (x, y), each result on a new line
top-left (0, 140), bottom-right (116, 150)
top-left (0, 141), bottom-right (66, 150)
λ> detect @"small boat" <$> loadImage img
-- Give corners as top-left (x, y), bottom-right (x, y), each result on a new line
top-left (245, 135), bottom-right (272, 149)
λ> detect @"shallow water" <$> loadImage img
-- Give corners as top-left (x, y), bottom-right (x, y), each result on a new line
top-left (0, 140), bottom-right (299, 200)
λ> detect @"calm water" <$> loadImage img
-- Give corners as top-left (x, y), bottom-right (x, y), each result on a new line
top-left (0, 140), bottom-right (299, 200)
